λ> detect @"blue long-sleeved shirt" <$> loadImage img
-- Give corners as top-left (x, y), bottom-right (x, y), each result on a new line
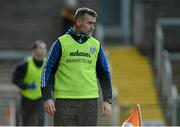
top-left (41, 28), bottom-right (112, 102)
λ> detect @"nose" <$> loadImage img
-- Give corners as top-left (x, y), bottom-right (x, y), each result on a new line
top-left (91, 24), bottom-right (95, 31)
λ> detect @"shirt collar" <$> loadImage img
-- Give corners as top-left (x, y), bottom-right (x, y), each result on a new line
top-left (66, 27), bottom-right (90, 44)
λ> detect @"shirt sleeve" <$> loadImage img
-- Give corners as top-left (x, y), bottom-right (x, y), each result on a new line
top-left (12, 60), bottom-right (29, 89)
top-left (41, 39), bottom-right (62, 101)
top-left (96, 45), bottom-right (112, 101)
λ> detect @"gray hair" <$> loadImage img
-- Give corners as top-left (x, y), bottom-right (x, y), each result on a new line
top-left (74, 7), bottom-right (97, 21)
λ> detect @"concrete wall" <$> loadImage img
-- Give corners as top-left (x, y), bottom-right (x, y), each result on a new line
top-left (0, 0), bottom-right (98, 50)
top-left (133, 0), bottom-right (180, 55)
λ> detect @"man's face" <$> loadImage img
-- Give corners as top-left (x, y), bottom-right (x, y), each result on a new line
top-left (76, 14), bottom-right (96, 36)
top-left (34, 43), bottom-right (47, 58)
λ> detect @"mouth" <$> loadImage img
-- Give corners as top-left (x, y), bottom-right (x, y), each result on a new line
top-left (89, 30), bottom-right (93, 34)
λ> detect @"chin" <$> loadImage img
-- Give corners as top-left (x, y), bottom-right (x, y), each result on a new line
top-left (88, 32), bottom-right (92, 36)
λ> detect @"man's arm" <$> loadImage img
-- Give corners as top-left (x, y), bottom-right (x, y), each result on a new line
top-left (12, 61), bottom-right (30, 89)
top-left (41, 40), bottom-right (62, 101)
top-left (96, 45), bottom-right (112, 102)
top-left (96, 45), bottom-right (112, 116)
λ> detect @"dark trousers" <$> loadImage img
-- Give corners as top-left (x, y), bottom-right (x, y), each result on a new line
top-left (21, 97), bottom-right (45, 126)
top-left (54, 98), bottom-right (98, 126)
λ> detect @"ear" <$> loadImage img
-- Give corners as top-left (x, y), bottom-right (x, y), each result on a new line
top-left (76, 18), bottom-right (81, 27)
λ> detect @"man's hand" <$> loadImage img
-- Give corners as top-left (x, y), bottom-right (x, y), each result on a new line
top-left (28, 82), bottom-right (36, 89)
top-left (44, 99), bottom-right (56, 116)
top-left (101, 101), bottom-right (112, 116)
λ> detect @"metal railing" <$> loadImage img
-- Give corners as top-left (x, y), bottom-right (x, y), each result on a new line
top-left (0, 100), bottom-right (16, 126)
top-left (162, 51), bottom-right (178, 125)
top-left (155, 18), bottom-right (180, 84)
top-left (0, 51), bottom-right (30, 60)
top-left (155, 18), bottom-right (180, 125)
top-left (0, 85), bottom-right (19, 126)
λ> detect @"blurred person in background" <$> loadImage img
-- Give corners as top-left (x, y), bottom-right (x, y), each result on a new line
top-left (41, 7), bottom-right (112, 126)
top-left (12, 40), bottom-right (47, 126)
top-left (60, 0), bottom-right (78, 33)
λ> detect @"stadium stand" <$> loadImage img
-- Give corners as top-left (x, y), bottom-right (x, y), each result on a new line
top-left (109, 47), bottom-right (165, 125)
